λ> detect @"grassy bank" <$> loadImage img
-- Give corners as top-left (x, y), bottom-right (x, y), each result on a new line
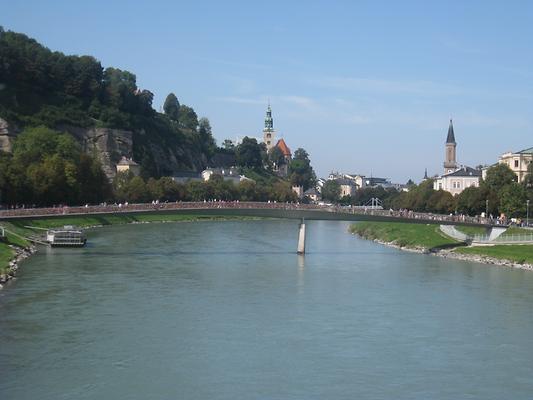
top-left (0, 242), bottom-right (15, 274)
top-left (455, 245), bottom-right (533, 265)
top-left (351, 221), bottom-right (533, 266)
top-left (350, 222), bottom-right (460, 251)
top-left (0, 212), bottom-right (258, 273)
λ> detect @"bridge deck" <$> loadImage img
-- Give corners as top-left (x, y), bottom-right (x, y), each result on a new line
top-left (0, 202), bottom-right (502, 228)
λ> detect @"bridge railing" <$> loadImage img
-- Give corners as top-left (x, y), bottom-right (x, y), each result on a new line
top-left (0, 201), bottom-right (498, 226)
top-left (472, 233), bottom-right (533, 243)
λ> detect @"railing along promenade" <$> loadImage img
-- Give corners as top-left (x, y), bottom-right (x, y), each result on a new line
top-left (0, 202), bottom-right (501, 227)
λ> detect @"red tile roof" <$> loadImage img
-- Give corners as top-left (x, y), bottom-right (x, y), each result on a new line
top-left (276, 139), bottom-right (291, 157)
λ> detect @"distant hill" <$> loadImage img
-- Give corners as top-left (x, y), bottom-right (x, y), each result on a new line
top-left (0, 27), bottom-right (216, 178)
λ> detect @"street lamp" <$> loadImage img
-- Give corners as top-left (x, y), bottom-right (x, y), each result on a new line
top-left (486, 199), bottom-right (489, 219)
top-left (527, 199), bottom-right (530, 227)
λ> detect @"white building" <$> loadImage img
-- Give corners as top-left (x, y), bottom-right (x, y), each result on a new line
top-left (433, 166), bottom-right (481, 195)
top-left (482, 147), bottom-right (533, 183)
top-left (432, 120), bottom-right (480, 195)
top-left (202, 167), bottom-right (252, 184)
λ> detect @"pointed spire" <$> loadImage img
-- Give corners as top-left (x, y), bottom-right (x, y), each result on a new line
top-left (423, 168), bottom-right (428, 180)
top-left (446, 118), bottom-right (456, 144)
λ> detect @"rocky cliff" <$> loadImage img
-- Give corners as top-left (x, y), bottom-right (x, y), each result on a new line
top-left (0, 118), bottom-right (16, 153)
top-left (2, 120), bottom-right (208, 180)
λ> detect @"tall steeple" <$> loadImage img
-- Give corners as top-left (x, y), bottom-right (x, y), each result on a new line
top-left (423, 168), bottom-right (428, 180)
top-left (446, 118), bottom-right (456, 144)
top-left (443, 119), bottom-right (458, 174)
top-left (262, 103), bottom-right (276, 151)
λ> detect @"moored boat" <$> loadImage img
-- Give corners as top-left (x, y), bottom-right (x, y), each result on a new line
top-left (46, 226), bottom-right (86, 247)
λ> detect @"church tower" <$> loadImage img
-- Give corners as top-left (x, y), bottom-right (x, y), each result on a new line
top-left (443, 119), bottom-right (457, 174)
top-left (263, 104), bottom-right (276, 151)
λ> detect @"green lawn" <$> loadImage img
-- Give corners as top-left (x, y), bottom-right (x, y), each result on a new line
top-left (0, 242), bottom-right (15, 274)
top-left (350, 222), bottom-right (460, 250)
top-left (503, 227), bottom-right (532, 235)
top-left (455, 245), bottom-right (533, 265)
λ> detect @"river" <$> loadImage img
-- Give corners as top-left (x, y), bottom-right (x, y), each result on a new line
top-left (1, 220), bottom-right (533, 399)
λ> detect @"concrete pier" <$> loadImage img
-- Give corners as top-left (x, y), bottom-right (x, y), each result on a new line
top-left (297, 219), bottom-right (306, 254)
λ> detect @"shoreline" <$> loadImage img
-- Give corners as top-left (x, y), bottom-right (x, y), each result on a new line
top-left (0, 215), bottom-right (261, 289)
top-left (354, 234), bottom-right (533, 271)
top-left (0, 244), bottom-right (36, 289)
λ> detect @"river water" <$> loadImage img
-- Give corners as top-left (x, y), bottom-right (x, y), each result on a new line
top-left (1, 220), bottom-right (533, 399)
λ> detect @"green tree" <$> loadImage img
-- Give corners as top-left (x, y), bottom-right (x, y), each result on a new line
top-left (484, 164), bottom-right (517, 191)
top-left (198, 117), bottom-right (217, 158)
top-left (125, 176), bottom-right (149, 203)
top-left (163, 93), bottom-right (180, 120)
top-left (289, 148), bottom-right (316, 190)
top-left (222, 139), bottom-right (235, 151)
top-left (268, 146), bottom-right (285, 168)
top-left (238, 180), bottom-right (258, 201)
top-left (322, 180), bottom-right (341, 203)
top-left (146, 177), bottom-right (163, 200)
top-left (523, 161), bottom-right (533, 189)
top-left (157, 177), bottom-right (185, 201)
top-left (499, 183), bottom-right (527, 217)
top-left (178, 105), bottom-right (199, 130)
top-left (186, 181), bottom-right (211, 201)
top-left (235, 137), bottom-right (263, 169)
top-left (269, 181), bottom-right (297, 202)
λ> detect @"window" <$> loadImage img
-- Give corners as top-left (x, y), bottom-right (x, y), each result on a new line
top-left (515, 160), bottom-right (519, 168)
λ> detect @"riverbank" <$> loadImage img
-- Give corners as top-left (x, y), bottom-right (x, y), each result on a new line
top-left (0, 213), bottom-right (260, 287)
top-left (350, 222), bottom-right (533, 271)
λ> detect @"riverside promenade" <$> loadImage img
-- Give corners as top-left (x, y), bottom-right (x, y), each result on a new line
top-left (0, 202), bottom-right (501, 228)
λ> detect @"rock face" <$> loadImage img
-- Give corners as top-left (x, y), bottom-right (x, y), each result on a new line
top-left (62, 126), bottom-right (134, 179)
top-left (0, 118), bottom-right (16, 153)
top-left (1, 119), bottom-right (208, 180)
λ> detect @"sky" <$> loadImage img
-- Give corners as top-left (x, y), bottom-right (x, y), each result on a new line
top-left (2, 0), bottom-right (533, 182)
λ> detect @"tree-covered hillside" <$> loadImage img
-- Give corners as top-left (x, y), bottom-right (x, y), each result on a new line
top-left (0, 27), bottom-right (215, 177)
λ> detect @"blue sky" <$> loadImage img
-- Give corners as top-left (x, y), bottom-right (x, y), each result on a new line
top-left (3, 0), bottom-right (533, 182)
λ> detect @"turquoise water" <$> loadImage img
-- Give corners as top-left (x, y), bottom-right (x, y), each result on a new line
top-left (1, 220), bottom-right (533, 399)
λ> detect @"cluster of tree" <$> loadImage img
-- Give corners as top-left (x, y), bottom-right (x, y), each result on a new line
top-left (0, 28), bottom-right (319, 207)
top-left (113, 172), bottom-right (298, 203)
top-left (0, 28), bottom-right (217, 177)
top-left (0, 127), bottom-right (111, 205)
top-left (455, 163), bottom-right (532, 218)
top-left (225, 136), bottom-right (316, 190)
top-left (320, 163), bottom-right (533, 218)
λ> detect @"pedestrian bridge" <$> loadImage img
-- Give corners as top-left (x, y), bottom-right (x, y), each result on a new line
top-left (0, 202), bottom-right (506, 253)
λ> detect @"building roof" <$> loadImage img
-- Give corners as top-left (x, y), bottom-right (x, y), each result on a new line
top-left (443, 166), bottom-right (481, 178)
top-left (173, 171), bottom-right (201, 178)
top-left (275, 138), bottom-right (291, 157)
top-left (335, 178), bottom-right (356, 186)
top-left (304, 188), bottom-right (319, 196)
top-left (517, 146), bottom-right (533, 155)
top-left (446, 119), bottom-right (456, 144)
top-left (117, 156), bottom-right (139, 166)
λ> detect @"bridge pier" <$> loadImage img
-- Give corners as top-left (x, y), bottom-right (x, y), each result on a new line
top-left (297, 219), bottom-right (306, 254)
